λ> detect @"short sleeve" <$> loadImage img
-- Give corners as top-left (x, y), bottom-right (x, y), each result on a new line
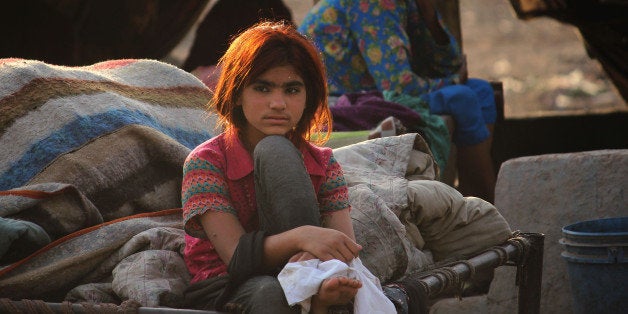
top-left (318, 154), bottom-right (351, 213)
top-left (181, 154), bottom-right (237, 238)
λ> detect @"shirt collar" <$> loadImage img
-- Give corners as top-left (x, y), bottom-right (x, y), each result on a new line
top-left (224, 136), bottom-right (327, 180)
top-left (225, 136), bottom-right (254, 180)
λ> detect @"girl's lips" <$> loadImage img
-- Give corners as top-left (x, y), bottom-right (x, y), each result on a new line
top-left (263, 115), bottom-right (289, 123)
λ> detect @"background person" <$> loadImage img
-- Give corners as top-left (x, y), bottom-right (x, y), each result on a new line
top-left (299, 0), bottom-right (498, 202)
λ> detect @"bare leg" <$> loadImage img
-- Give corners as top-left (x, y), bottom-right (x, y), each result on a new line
top-left (456, 124), bottom-right (496, 203)
top-left (310, 277), bottom-right (362, 314)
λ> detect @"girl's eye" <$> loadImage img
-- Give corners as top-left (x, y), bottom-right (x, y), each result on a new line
top-left (286, 87), bottom-right (301, 94)
top-left (253, 85), bottom-right (270, 93)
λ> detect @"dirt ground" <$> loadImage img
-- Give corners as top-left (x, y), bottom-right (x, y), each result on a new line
top-left (457, 0), bottom-right (625, 118)
top-left (170, 0), bottom-right (626, 118)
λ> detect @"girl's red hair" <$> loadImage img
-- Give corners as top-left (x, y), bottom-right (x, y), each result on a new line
top-left (210, 21), bottom-right (331, 146)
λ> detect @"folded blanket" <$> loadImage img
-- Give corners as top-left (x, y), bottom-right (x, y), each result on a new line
top-left (0, 58), bottom-right (214, 191)
top-left (0, 58), bottom-right (214, 264)
top-left (0, 209), bottom-right (184, 301)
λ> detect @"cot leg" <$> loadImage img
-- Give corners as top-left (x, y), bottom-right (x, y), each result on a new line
top-left (517, 233), bottom-right (544, 314)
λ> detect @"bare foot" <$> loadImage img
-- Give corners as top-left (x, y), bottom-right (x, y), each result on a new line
top-left (310, 276), bottom-right (362, 314)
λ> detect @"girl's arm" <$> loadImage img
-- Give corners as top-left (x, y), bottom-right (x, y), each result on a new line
top-left (198, 210), bottom-right (245, 265)
top-left (264, 222), bottom-right (361, 266)
top-left (322, 207), bottom-right (356, 241)
top-left (200, 208), bottom-right (361, 268)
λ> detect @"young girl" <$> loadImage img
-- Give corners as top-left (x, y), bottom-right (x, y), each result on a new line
top-left (181, 21), bottom-right (363, 313)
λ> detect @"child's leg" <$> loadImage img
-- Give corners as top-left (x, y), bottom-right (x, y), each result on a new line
top-left (456, 79), bottom-right (497, 203)
top-left (424, 82), bottom-right (496, 202)
top-left (253, 135), bottom-right (321, 235)
top-left (253, 136), bottom-right (359, 313)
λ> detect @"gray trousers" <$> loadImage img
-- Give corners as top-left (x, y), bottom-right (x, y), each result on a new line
top-left (225, 136), bottom-right (320, 313)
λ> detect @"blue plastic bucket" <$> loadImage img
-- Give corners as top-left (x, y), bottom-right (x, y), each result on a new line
top-left (560, 217), bottom-right (628, 314)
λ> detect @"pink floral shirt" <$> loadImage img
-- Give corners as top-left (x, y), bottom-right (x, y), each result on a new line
top-left (182, 133), bottom-right (350, 283)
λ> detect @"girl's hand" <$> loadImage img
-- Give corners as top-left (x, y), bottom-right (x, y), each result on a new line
top-left (295, 225), bottom-right (362, 263)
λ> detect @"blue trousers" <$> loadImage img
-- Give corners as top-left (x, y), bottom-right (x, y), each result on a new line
top-left (422, 78), bottom-right (496, 146)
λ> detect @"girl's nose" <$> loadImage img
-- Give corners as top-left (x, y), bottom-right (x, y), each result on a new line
top-left (269, 94), bottom-right (287, 109)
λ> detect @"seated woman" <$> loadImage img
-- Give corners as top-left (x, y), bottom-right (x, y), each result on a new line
top-left (299, 0), bottom-right (497, 203)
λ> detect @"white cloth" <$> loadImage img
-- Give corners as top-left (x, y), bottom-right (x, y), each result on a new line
top-left (277, 257), bottom-right (396, 313)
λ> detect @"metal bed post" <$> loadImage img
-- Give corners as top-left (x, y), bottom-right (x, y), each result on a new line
top-left (517, 232), bottom-right (545, 314)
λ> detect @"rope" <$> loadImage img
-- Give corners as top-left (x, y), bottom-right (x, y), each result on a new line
top-left (61, 301), bottom-right (73, 314)
top-left (488, 245), bottom-right (509, 265)
top-left (508, 234), bottom-right (530, 265)
top-left (507, 232), bottom-right (532, 286)
top-left (120, 300), bottom-right (142, 313)
top-left (0, 298), bottom-right (142, 314)
top-left (0, 298), bottom-right (22, 313)
top-left (26, 299), bottom-right (55, 314)
top-left (457, 260), bottom-right (476, 279)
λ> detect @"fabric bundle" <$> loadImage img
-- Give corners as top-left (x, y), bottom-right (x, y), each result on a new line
top-left (0, 57), bottom-right (214, 270)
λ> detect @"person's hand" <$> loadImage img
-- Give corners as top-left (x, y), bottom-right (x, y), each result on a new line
top-left (295, 225), bottom-right (361, 263)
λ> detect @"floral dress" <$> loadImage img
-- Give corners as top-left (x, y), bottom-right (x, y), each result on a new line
top-left (299, 0), bottom-right (464, 97)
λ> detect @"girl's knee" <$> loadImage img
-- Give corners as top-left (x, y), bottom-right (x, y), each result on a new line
top-left (466, 79), bottom-right (497, 124)
top-left (441, 85), bottom-right (483, 127)
top-left (466, 78), bottom-right (493, 96)
top-left (431, 85), bottom-right (488, 146)
top-left (254, 135), bottom-right (301, 166)
top-left (255, 135), bottom-right (293, 155)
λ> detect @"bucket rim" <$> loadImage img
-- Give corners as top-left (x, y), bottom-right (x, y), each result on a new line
top-left (562, 216), bottom-right (628, 237)
top-left (559, 238), bottom-right (628, 247)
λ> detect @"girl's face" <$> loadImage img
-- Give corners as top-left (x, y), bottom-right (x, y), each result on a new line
top-left (239, 65), bottom-right (306, 148)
